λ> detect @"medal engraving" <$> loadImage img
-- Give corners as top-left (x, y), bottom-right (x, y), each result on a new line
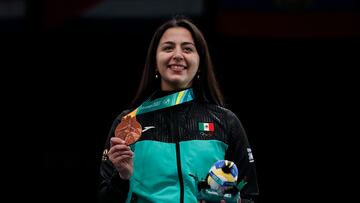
top-left (115, 116), bottom-right (142, 145)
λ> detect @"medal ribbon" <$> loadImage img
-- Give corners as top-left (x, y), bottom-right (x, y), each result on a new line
top-left (127, 88), bottom-right (194, 118)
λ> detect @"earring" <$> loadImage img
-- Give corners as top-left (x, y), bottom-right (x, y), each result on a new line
top-left (155, 73), bottom-right (159, 79)
top-left (197, 74), bottom-right (200, 79)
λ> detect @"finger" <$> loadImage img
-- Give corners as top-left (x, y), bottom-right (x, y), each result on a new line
top-left (110, 137), bottom-right (126, 147)
top-left (108, 147), bottom-right (133, 157)
top-left (112, 154), bottom-right (133, 163)
top-left (108, 144), bottom-right (131, 154)
top-left (109, 150), bottom-right (134, 159)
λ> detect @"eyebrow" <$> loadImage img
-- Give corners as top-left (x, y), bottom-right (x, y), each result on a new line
top-left (161, 41), bottom-right (195, 46)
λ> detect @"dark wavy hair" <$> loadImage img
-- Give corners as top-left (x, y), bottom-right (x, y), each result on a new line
top-left (131, 16), bottom-right (224, 108)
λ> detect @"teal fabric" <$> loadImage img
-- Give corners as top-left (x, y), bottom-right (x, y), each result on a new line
top-left (180, 140), bottom-right (228, 203)
top-left (127, 140), bottom-right (228, 203)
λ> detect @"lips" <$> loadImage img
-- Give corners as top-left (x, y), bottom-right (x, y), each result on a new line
top-left (168, 64), bottom-right (186, 72)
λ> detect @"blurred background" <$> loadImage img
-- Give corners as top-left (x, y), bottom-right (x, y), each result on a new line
top-left (2, 0), bottom-right (358, 202)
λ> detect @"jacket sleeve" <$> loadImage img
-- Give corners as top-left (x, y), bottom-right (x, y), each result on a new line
top-left (98, 110), bottom-right (131, 203)
top-left (224, 110), bottom-right (259, 203)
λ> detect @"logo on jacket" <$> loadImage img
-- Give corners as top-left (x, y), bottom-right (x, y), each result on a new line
top-left (198, 122), bottom-right (215, 136)
top-left (102, 149), bottom-right (108, 161)
top-left (198, 122), bottom-right (214, 132)
top-left (247, 148), bottom-right (254, 163)
top-left (142, 126), bottom-right (155, 133)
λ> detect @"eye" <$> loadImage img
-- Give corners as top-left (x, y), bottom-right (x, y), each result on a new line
top-left (162, 46), bottom-right (173, 52)
top-left (183, 47), bottom-right (193, 53)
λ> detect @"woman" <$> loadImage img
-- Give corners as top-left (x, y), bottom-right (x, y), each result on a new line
top-left (98, 17), bottom-right (259, 203)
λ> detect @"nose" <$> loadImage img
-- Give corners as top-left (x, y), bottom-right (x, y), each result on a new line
top-left (172, 47), bottom-right (184, 61)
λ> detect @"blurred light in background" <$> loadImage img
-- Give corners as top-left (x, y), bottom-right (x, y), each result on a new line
top-left (215, 0), bottom-right (360, 38)
top-left (216, 0), bottom-right (359, 11)
top-left (0, 0), bottom-right (25, 18)
top-left (0, 0), bottom-right (25, 32)
top-left (84, 0), bottom-right (204, 18)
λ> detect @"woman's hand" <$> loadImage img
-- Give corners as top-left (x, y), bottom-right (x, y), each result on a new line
top-left (108, 137), bottom-right (134, 179)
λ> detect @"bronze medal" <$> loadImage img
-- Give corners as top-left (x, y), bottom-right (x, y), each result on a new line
top-left (115, 116), bottom-right (142, 145)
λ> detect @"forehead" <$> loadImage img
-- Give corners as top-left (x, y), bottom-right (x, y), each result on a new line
top-left (159, 27), bottom-right (194, 43)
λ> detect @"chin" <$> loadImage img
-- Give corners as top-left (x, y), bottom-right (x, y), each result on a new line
top-left (167, 76), bottom-right (185, 83)
top-left (169, 81), bottom-right (188, 89)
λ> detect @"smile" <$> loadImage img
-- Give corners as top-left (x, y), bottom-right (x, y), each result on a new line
top-left (168, 64), bottom-right (187, 71)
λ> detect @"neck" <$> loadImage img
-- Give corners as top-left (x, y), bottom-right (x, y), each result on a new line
top-left (160, 86), bottom-right (191, 92)
top-left (151, 87), bottom-right (193, 101)
top-left (161, 82), bottom-right (193, 91)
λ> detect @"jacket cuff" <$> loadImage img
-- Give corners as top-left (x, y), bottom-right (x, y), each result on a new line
top-left (110, 169), bottom-right (129, 191)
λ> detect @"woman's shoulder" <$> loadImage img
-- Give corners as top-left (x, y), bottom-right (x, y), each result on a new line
top-left (201, 103), bottom-right (239, 119)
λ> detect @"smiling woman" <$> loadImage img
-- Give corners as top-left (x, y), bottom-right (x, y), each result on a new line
top-left (98, 16), bottom-right (259, 203)
top-left (156, 27), bottom-right (200, 91)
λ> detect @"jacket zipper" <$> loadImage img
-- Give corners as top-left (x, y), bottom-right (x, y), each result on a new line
top-left (170, 109), bottom-right (184, 203)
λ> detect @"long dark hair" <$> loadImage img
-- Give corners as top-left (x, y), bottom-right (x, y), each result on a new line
top-left (131, 16), bottom-right (224, 108)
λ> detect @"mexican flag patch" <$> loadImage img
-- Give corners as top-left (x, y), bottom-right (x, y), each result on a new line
top-left (198, 122), bottom-right (214, 131)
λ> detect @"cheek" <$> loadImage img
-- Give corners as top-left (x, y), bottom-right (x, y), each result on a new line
top-left (157, 53), bottom-right (171, 66)
top-left (156, 55), bottom-right (164, 71)
top-left (188, 56), bottom-right (200, 69)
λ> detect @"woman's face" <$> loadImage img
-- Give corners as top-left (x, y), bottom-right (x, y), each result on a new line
top-left (156, 27), bottom-right (200, 91)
